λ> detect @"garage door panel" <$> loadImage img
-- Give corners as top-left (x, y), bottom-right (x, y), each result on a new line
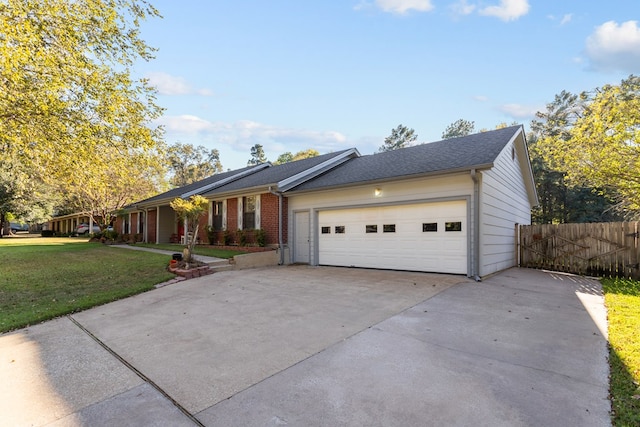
top-left (318, 201), bottom-right (467, 274)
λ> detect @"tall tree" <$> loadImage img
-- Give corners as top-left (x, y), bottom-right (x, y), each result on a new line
top-left (248, 144), bottom-right (268, 165)
top-left (0, 0), bottom-right (163, 212)
top-left (531, 88), bottom-right (624, 222)
top-left (275, 149), bottom-right (320, 164)
top-left (65, 147), bottom-right (166, 229)
top-left (167, 142), bottom-right (222, 187)
top-left (442, 119), bottom-right (475, 139)
top-left (537, 76), bottom-right (640, 216)
top-left (378, 124), bottom-right (417, 152)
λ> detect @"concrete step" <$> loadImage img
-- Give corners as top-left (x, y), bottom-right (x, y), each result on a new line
top-left (211, 264), bottom-right (235, 272)
top-left (208, 259), bottom-right (231, 267)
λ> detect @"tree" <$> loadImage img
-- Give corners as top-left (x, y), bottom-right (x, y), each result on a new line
top-left (442, 119), bottom-right (475, 139)
top-left (170, 195), bottom-right (208, 264)
top-left (0, 0), bottom-right (163, 211)
top-left (531, 88), bottom-right (624, 222)
top-left (275, 152), bottom-right (294, 164)
top-left (64, 147), bottom-right (166, 230)
top-left (248, 144), bottom-right (268, 165)
top-left (167, 142), bottom-right (222, 187)
top-left (537, 76), bottom-right (640, 216)
top-left (378, 125), bottom-right (417, 152)
top-left (275, 149), bottom-right (320, 164)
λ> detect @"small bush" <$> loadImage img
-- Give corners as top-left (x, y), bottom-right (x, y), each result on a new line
top-left (237, 229), bottom-right (247, 246)
top-left (255, 228), bottom-right (267, 247)
top-left (41, 230), bottom-right (56, 237)
top-left (223, 230), bottom-right (233, 245)
top-left (206, 225), bottom-right (216, 245)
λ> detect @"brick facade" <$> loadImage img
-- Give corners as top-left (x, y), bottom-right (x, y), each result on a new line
top-left (147, 209), bottom-right (157, 243)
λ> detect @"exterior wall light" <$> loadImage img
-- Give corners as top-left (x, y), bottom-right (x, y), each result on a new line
top-left (374, 188), bottom-right (382, 197)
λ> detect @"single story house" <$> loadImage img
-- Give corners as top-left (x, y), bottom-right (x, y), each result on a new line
top-left (120, 125), bottom-right (537, 279)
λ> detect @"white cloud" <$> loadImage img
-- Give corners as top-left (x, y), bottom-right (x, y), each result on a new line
top-left (560, 14), bottom-right (572, 26)
top-left (451, 0), bottom-right (476, 17)
top-left (146, 72), bottom-right (213, 96)
top-left (498, 103), bottom-right (540, 119)
top-left (373, 0), bottom-right (434, 14)
top-left (158, 115), bottom-right (348, 154)
top-left (478, 0), bottom-right (530, 22)
top-left (585, 20), bottom-right (640, 73)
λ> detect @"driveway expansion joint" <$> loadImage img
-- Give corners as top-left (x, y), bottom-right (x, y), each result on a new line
top-left (66, 315), bottom-right (203, 426)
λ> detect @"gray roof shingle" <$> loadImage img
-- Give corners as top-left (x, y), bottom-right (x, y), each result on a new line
top-left (287, 126), bottom-right (523, 192)
top-left (203, 149), bottom-right (353, 196)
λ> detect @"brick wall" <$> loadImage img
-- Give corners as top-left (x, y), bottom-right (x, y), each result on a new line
top-left (259, 192), bottom-right (288, 245)
top-left (227, 198), bottom-right (238, 231)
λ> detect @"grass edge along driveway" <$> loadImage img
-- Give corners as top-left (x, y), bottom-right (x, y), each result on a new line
top-left (0, 237), bottom-right (174, 333)
top-left (602, 277), bottom-right (640, 426)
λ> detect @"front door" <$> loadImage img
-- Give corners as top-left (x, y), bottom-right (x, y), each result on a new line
top-left (294, 211), bottom-right (310, 264)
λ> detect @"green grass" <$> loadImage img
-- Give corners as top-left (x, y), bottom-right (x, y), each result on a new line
top-left (0, 236), bottom-right (174, 333)
top-left (134, 242), bottom-right (245, 259)
top-left (602, 277), bottom-right (640, 426)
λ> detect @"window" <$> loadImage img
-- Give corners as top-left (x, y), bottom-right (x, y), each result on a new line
top-left (138, 212), bottom-right (145, 234)
top-left (423, 222), bottom-right (438, 232)
top-left (243, 196), bottom-right (256, 229)
top-left (213, 201), bottom-right (223, 230)
top-left (445, 221), bottom-right (462, 232)
top-left (366, 224), bottom-right (378, 233)
top-left (335, 226), bottom-right (345, 234)
top-left (383, 224), bottom-right (396, 233)
top-left (321, 226), bottom-right (331, 234)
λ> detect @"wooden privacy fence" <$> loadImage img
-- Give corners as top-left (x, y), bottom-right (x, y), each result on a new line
top-left (519, 222), bottom-right (640, 280)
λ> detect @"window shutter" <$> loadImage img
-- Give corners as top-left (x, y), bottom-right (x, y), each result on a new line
top-left (255, 195), bottom-right (261, 229)
top-left (208, 201), bottom-right (213, 227)
top-left (237, 197), bottom-right (243, 230)
top-left (222, 200), bottom-right (227, 230)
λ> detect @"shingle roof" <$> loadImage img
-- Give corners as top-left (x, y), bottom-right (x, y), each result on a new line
top-left (202, 149), bottom-right (354, 196)
top-left (287, 126), bottom-right (523, 193)
top-left (134, 165), bottom-right (258, 206)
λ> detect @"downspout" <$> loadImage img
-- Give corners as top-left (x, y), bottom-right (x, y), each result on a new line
top-left (470, 169), bottom-right (482, 282)
top-left (269, 186), bottom-right (284, 265)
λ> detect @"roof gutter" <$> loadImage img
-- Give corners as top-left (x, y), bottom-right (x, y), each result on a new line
top-left (268, 186), bottom-right (285, 265)
top-left (470, 169), bottom-right (481, 282)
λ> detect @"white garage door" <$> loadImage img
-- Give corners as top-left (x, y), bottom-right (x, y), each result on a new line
top-left (318, 200), bottom-right (467, 274)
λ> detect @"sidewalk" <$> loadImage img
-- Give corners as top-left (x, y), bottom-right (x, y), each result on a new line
top-left (108, 244), bottom-right (225, 265)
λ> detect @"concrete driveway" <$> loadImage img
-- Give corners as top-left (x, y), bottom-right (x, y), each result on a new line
top-left (0, 267), bottom-right (610, 426)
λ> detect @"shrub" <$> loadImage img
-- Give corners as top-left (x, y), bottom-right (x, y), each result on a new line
top-left (41, 230), bottom-right (55, 237)
top-left (255, 228), bottom-right (267, 247)
top-left (237, 229), bottom-right (247, 246)
top-left (223, 230), bottom-right (233, 245)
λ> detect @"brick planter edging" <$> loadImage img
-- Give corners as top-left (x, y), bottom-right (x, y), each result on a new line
top-left (168, 265), bottom-right (213, 280)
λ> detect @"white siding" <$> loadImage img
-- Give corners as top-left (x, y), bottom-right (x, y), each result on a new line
top-left (479, 141), bottom-right (533, 276)
top-left (288, 174), bottom-right (474, 268)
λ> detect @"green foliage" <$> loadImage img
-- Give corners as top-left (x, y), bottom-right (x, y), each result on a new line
top-left (0, 0), bottom-right (164, 223)
top-left (170, 195), bottom-right (208, 262)
top-left (275, 149), bottom-right (320, 164)
top-left (442, 119), bottom-right (475, 139)
top-left (236, 228), bottom-right (247, 246)
top-left (248, 144), bottom-right (268, 165)
top-left (536, 76), bottom-right (640, 217)
top-left (602, 277), bottom-right (640, 425)
top-left (223, 230), bottom-right (233, 245)
top-left (167, 142), bottom-right (223, 187)
top-left (378, 124), bottom-right (417, 152)
top-left (254, 228), bottom-right (267, 247)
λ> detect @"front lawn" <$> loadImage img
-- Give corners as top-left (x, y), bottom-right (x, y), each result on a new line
top-left (602, 277), bottom-right (640, 426)
top-left (0, 236), bottom-right (174, 333)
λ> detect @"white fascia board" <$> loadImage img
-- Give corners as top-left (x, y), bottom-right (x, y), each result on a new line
top-left (277, 148), bottom-right (360, 192)
top-left (180, 163), bottom-right (272, 199)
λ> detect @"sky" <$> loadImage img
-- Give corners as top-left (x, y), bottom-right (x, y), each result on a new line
top-left (133, 0), bottom-right (640, 170)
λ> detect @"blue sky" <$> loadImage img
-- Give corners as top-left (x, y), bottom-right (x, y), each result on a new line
top-left (134, 0), bottom-right (639, 170)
